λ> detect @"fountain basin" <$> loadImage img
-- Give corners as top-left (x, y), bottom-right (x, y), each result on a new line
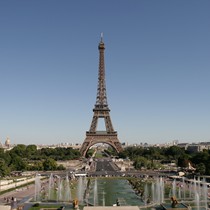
top-left (161, 203), bottom-right (188, 210)
top-left (87, 178), bottom-right (144, 206)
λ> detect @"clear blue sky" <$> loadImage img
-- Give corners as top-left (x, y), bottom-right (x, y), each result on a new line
top-left (0, 1), bottom-right (210, 145)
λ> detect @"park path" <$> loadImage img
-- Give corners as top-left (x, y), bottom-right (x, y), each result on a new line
top-left (0, 184), bottom-right (35, 206)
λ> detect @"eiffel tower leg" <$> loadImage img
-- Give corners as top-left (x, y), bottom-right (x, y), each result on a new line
top-left (80, 137), bottom-right (93, 157)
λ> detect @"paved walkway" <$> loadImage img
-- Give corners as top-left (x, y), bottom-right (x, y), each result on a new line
top-left (0, 184), bottom-right (35, 208)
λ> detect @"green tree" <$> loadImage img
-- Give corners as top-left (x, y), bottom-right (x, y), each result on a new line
top-left (40, 148), bottom-right (51, 157)
top-left (9, 155), bottom-right (27, 171)
top-left (133, 156), bottom-right (150, 169)
top-left (196, 163), bottom-right (206, 175)
top-left (27, 161), bottom-right (44, 171)
top-left (177, 154), bottom-right (190, 168)
top-left (43, 158), bottom-right (57, 171)
top-left (57, 164), bottom-right (66, 170)
top-left (0, 159), bottom-right (10, 177)
top-left (9, 144), bottom-right (26, 158)
top-left (26, 145), bottom-right (37, 158)
top-left (165, 146), bottom-right (185, 163)
top-left (190, 151), bottom-right (209, 165)
top-left (0, 148), bottom-right (11, 164)
top-left (86, 149), bottom-right (94, 158)
top-left (143, 147), bottom-right (165, 161)
top-left (205, 161), bottom-right (210, 175)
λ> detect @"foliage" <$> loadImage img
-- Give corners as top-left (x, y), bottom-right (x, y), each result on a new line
top-left (196, 163), bottom-right (206, 175)
top-left (9, 154), bottom-right (27, 171)
top-left (164, 146), bottom-right (185, 162)
top-left (1, 143), bottom-right (210, 177)
top-left (0, 158), bottom-right (10, 177)
top-left (39, 147), bottom-right (80, 160)
top-left (0, 148), bottom-right (11, 164)
top-left (104, 146), bottom-right (118, 157)
top-left (43, 158), bottom-right (57, 171)
top-left (133, 156), bottom-right (150, 169)
top-left (86, 148), bottom-right (94, 158)
top-left (10, 144), bottom-right (26, 158)
top-left (119, 145), bottom-right (210, 175)
top-left (0, 144), bottom-right (81, 177)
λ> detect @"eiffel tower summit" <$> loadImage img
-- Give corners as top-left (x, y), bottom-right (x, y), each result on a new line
top-left (80, 34), bottom-right (123, 157)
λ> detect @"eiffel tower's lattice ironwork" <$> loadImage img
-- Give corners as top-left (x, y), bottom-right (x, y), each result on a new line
top-left (80, 36), bottom-right (123, 157)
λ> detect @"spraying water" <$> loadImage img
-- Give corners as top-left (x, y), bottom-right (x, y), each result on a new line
top-left (48, 173), bottom-right (54, 200)
top-left (64, 174), bottom-right (71, 202)
top-left (93, 178), bottom-right (98, 206)
top-left (34, 174), bottom-right (41, 201)
top-left (144, 183), bottom-right (149, 205)
top-left (172, 179), bottom-right (176, 198)
top-left (77, 176), bottom-right (85, 203)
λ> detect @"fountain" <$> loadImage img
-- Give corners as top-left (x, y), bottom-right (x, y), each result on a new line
top-left (154, 177), bottom-right (165, 204)
top-left (102, 191), bottom-right (105, 206)
top-left (202, 178), bottom-right (208, 210)
top-left (161, 195), bottom-right (189, 210)
top-left (93, 178), bottom-right (98, 206)
top-left (48, 173), bottom-right (54, 200)
top-left (57, 176), bottom-right (62, 201)
top-left (63, 174), bottom-right (72, 202)
top-left (151, 182), bottom-right (155, 202)
top-left (77, 176), bottom-right (86, 204)
top-left (182, 177), bottom-right (186, 200)
top-left (144, 183), bottom-right (149, 205)
top-left (172, 179), bottom-right (177, 198)
top-left (160, 176), bottom-right (210, 210)
top-left (34, 174), bottom-right (41, 201)
top-left (32, 172), bottom-right (210, 210)
top-left (87, 178), bottom-right (143, 206)
top-left (195, 192), bottom-right (199, 210)
top-left (33, 173), bottom-right (74, 203)
top-left (178, 186), bottom-right (181, 199)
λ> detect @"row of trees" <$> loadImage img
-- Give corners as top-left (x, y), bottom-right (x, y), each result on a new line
top-left (118, 146), bottom-right (210, 175)
top-left (1, 144), bottom-right (210, 177)
top-left (0, 145), bottom-right (81, 177)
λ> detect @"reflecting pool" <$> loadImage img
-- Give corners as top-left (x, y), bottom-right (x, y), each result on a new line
top-left (87, 178), bottom-right (144, 206)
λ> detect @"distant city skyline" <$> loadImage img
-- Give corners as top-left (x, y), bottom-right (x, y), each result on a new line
top-left (0, 1), bottom-right (210, 145)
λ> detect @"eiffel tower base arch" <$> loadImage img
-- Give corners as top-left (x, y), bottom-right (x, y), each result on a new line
top-left (80, 133), bottom-right (123, 157)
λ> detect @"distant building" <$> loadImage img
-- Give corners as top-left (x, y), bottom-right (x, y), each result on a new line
top-left (5, 137), bottom-right (11, 148)
top-left (177, 141), bottom-right (210, 153)
top-left (200, 142), bottom-right (210, 150)
top-left (186, 144), bottom-right (202, 153)
top-left (177, 143), bottom-right (189, 150)
top-left (173, 140), bottom-right (179, 145)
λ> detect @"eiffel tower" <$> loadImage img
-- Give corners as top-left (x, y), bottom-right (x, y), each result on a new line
top-left (80, 35), bottom-right (123, 157)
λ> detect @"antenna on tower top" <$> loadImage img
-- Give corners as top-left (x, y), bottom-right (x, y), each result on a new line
top-left (100, 32), bottom-right (103, 42)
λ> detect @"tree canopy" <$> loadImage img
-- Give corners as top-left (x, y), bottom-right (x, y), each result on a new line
top-left (119, 146), bottom-right (210, 175)
top-left (0, 145), bottom-right (81, 176)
